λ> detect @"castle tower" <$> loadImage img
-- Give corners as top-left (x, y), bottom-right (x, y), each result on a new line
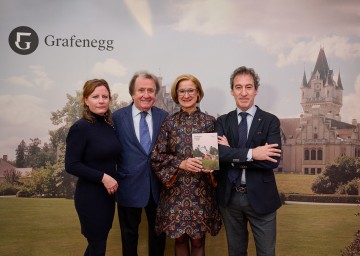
top-left (300, 48), bottom-right (343, 121)
top-left (154, 75), bottom-right (180, 114)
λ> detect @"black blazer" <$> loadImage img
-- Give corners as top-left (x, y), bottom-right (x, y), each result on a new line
top-left (215, 106), bottom-right (282, 214)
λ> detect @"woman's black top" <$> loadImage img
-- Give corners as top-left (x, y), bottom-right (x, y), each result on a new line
top-left (65, 113), bottom-right (121, 240)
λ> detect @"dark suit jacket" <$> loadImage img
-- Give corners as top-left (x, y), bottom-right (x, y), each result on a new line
top-left (112, 103), bottom-right (168, 208)
top-left (215, 106), bottom-right (282, 214)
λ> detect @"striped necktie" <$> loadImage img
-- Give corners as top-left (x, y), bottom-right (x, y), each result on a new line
top-left (140, 111), bottom-right (151, 153)
top-left (228, 112), bottom-right (248, 186)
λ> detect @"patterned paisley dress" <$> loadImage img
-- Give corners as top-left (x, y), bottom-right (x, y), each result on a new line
top-left (151, 108), bottom-right (222, 239)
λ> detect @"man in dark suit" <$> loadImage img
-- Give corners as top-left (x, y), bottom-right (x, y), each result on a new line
top-left (216, 66), bottom-right (282, 256)
top-left (112, 71), bottom-right (168, 256)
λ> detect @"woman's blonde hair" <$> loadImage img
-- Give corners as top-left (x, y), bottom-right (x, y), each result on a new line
top-left (170, 74), bottom-right (204, 104)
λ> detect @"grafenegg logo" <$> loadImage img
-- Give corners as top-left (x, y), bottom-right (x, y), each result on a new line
top-left (9, 26), bottom-right (39, 55)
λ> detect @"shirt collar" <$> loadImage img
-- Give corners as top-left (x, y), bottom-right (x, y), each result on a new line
top-left (236, 105), bottom-right (257, 117)
top-left (132, 104), bottom-right (152, 118)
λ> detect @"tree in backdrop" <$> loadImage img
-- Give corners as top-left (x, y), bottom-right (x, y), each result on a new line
top-left (28, 139), bottom-right (56, 168)
top-left (311, 156), bottom-right (360, 195)
top-left (15, 139), bottom-right (56, 168)
top-left (54, 142), bottom-right (76, 198)
top-left (313, 156), bottom-right (360, 255)
top-left (15, 140), bottom-right (27, 168)
top-left (4, 168), bottom-right (22, 185)
top-left (22, 162), bottom-right (59, 197)
top-left (0, 168), bottom-right (23, 195)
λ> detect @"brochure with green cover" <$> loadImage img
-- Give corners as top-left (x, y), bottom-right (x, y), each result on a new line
top-left (192, 132), bottom-right (219, 170)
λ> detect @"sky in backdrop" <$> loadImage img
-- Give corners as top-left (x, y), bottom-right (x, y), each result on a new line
top-left (1, 0), bottom-right (360, 160)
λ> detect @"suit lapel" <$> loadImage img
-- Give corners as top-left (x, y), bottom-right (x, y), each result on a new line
top-left (150, 107), bottom-right (161, 149)
top-left (124, 104), bottom-right (137, 138)
top-left (247, 107), bottom-right (264, 145)
top-left (124, 104), bottom-right (145, 152)
top-left (228, 110), bottom-right (240, 146)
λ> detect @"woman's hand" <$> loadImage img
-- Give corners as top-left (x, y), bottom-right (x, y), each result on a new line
top-left (102, 173), bottom-right (118, 195)
top-left (201, 169), bottom-right (214, 173)
top-left (179, 158), bottom-right (203, 173)
top-left (218, 135), bottom-right (230, 146)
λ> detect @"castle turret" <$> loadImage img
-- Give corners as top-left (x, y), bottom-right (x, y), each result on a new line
top-left (300, 48), bottom-right (343, 121)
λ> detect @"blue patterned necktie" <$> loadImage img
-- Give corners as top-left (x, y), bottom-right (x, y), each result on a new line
top-left (228, 112), bottom-right (248, 186)
top-left (140, 111), bottom-right (151, 154)
top-left (238, 112), bottom-right (248, 148)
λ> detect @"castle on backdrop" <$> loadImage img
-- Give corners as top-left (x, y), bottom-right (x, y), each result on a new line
top-left (278, 48), bottom-right (360, 174)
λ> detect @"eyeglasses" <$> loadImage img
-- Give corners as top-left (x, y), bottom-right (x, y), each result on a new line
top-left (177, 88), bottom-right (197, 96)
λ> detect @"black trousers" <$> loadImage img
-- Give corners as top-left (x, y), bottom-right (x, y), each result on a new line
top-left (84, 237), bottom-right (107, 256)
top-left (117, 194), bottom-right (166, 256)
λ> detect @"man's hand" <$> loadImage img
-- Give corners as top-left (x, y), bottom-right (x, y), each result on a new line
top-left (252, 143), bottom-right (281, 163)
top-left (218, 135), bottom-right (230, 146)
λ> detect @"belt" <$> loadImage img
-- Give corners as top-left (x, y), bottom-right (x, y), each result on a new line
top-left (231, 163), bottom-right (248, 169)
top-left (233, 184), bottom-right (247, 193)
